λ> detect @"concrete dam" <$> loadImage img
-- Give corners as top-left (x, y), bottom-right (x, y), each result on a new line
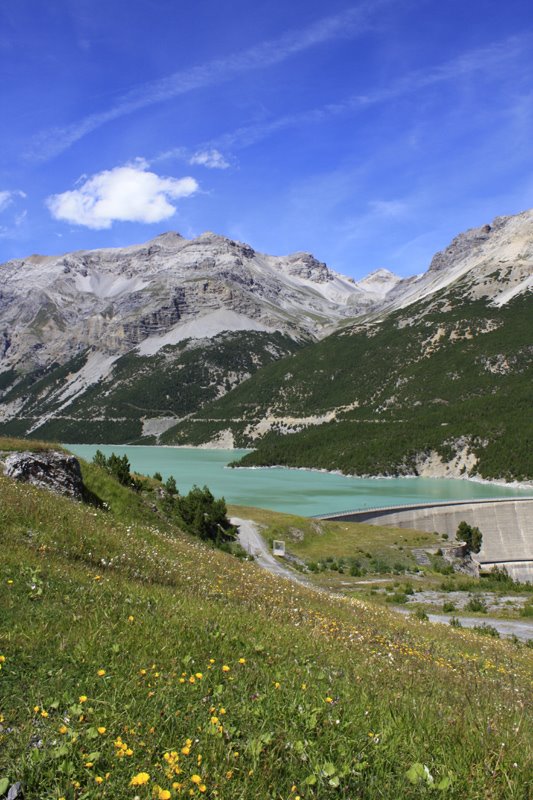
top-left (317, 497), bottom-right (533, 582)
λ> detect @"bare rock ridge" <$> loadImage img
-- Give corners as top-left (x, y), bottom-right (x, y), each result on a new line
top-left (0, 231), bottom-right (393, 376)
top-left (1, 209), bottom-right (532, 379)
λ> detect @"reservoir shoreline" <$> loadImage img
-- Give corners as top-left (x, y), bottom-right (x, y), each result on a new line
top-left (65, 444), bottom-right (533, 518)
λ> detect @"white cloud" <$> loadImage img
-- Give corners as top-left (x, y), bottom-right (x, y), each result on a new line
top-left (46, 163), bottom-right (198, 229)
top-left (189, 149), bottom-right (230, 169)
top-left (0, 189), bottom-right (26, 212)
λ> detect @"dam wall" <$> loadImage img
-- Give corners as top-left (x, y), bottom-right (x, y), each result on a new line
top-left (318, 498), bottom-right (533, 582)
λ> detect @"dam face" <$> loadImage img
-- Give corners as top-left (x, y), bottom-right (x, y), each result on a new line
top-left (319, 498), bottom-right (533, 582)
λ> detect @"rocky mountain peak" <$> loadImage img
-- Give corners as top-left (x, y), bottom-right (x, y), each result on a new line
top-left (282, 252), bottom-right (331, 283)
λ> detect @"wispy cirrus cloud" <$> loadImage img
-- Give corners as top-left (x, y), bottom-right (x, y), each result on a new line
top-left (46, 161), bottom-right (198, 229)
top-left (189, 149), bottom-right (231, 169)
top-left (28, 0), bottom-right (390, 162)
top-left (0, 189), bottom-right (26, 212)
top-left (197, 35), bottom-right (529, 153)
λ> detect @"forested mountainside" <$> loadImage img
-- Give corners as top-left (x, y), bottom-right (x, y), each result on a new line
top-left (163, 288), bottom-right (532, 482)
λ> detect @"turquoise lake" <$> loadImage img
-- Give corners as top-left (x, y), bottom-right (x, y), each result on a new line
top-left (66, 445), bottom-right (533, 517)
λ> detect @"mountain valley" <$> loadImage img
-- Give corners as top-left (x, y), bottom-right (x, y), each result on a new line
top-left (1, 210), bottom-right (532, 481)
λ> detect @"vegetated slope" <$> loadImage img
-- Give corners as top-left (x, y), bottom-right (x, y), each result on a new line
top-left (0, 452), bottom-right (531, 799)
top-left (163, 287), bottom-right (533, 481)
top-left (0, 331), bottom-right (301, 444)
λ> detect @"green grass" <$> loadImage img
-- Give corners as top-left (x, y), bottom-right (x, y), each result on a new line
top-left (229, 504), bottom-right (443, 577)
top-left (1, 458), bottom-right (532, 799)
top-left (0, 436), bottom-right (67, 453)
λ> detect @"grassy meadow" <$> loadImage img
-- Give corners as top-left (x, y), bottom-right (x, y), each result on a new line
top-left (0, 443), bottom-right (532, 799)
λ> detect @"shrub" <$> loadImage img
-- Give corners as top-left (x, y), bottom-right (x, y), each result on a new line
top-left (472, 623), bottom-right (500, 638)
top-left (92, 450), bottom-right (133, 487)
top-left (443, 601), bottom-right (456, 613)
top-left (386, 592), bottom-right (408, 604)
top-left (465, 596), bottom-right (488, 613)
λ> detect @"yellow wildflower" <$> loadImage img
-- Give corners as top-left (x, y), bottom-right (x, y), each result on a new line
top-left (191, 774), bottom-right (202, 784)
top-left (128, 615), bottom-right (135, 622)
top-left (130, 772), bottom-right (150, 786)
top-left (59, 724), bottom-right (68, 734)
top-left (157, 789), bottom-right (171, 800)
top-left (95, 776), bottom-right (104, 784)
top-left (79, 695), bottom-right (88, 703)
top-left (97, 726), bottom-right (106, 735)
top-left (97, 669), bottom-right (106, 677)
top-left (41, 710), bottom-right (49, 718)
top-left (222, 665), bottom-right (230, 672)
top-left (238, 658), bottom-right (246, 664)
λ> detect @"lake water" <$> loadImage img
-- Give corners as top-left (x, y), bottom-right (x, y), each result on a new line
top-left (66, 445), bottom-right (533, 518)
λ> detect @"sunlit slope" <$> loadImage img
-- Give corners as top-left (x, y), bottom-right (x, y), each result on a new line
top-left (0, 466), bottom-right (532, 798)
top-left (164, 291), bottom-right (533, 480)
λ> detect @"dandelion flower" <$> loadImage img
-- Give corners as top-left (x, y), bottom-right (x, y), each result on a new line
top-left (191, 774), bottom-right (202, 785)
top-left (79, 695), bottom-right (88, 703)
top-left (222, 665), bottom-right (230, 672)
top-left (238, 658), bottom-right (246, 664)
top-left (98, 726), bottom-right (106, 735)
top-left (97, 669), bottom-right (106, 677)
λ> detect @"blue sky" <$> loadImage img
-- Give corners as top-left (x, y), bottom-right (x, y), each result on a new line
top-left (1, 0), bottom-right (533, 278)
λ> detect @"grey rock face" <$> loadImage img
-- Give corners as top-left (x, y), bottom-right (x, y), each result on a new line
top-left (2, 451), bottom-right (84, 499)
top-left (0, 231), bottom-right (379, 374)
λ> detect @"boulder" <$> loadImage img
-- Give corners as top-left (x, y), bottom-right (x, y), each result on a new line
top-left (2, 451), bottom-right (84, 499)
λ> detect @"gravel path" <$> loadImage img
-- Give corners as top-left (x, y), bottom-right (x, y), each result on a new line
top-left (232, 517), bottom-right (310, 586)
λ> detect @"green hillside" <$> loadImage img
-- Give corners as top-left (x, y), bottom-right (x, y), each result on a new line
top-left (0, 331), bottom-right (301, 444)
top-left (0, 443), bottom-right (532, 799)
top-left (163, 291), bottom-right (533, 481)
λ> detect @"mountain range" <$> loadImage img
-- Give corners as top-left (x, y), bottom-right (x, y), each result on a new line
top-left (1, 209), bottom-right (532, 481)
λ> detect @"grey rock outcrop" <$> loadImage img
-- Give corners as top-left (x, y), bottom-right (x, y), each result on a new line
top-left (2, 451), bottom-right (84, 499)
